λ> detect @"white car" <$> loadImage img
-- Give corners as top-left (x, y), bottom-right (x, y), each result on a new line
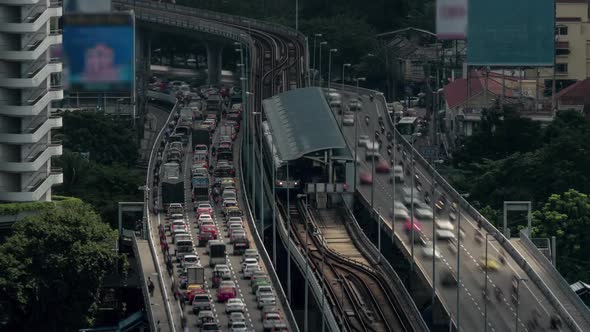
top-left (213, 264), bottom-right (231, 279)
top-left (436, 229), bottom-right (455, 240)
top-left (229, 321), bottom-right (248, 332)
top-left (256, 285), bottom-right (273, 300)
top-left (422, 241), bottom-right (442, 259)
top-left (242, 258), bottom-right (259, 272)
top-left (228, 312), bottom-right (245, 326)
top-left (358, 135), bottom-right (370, 147)
top-left (227, 216), bottom-right (243, 225)
top-left (435, 218), bottom-right (455, 231)
top-left (225, 298), bottom-right (246, 313)
top-left (228, 223), bottom-right (244, 235)
top-left (171, 220), bottom-right (188, 233)
top-left (243, 263), bottom-right (261, 278)
top-left (390, 208), bottom-right (409, 221)
top-left (415, 208), bottom-right (434, 220)
top-left (181, 254), bottom-right (199, 268)
top-left (198, 214), bottom-right (213, 226)
top-left (393, 165), bottom-right (404, 182)
top-left (243, 249), bottom-right (259, 261)
top-left (257, 293), bottom-right (277, 309)
top-left (230, 229), bottom-right (247, 244)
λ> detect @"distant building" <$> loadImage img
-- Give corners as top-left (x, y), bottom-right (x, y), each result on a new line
top-left (442, 70), bottom-right (550, 142)
top-left (0, 1), bottom-right (64, 202)
top-left (555, 78), bottom-right (590, 117)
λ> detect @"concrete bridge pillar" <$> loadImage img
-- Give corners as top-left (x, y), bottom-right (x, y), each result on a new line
top-left (206, 41), bottom-right (223, 85)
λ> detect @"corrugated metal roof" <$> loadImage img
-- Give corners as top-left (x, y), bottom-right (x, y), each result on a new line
top-left (262, 87), bottom-right (349, 161)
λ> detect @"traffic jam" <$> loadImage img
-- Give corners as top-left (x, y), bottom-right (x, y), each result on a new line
top-left (156, 83), bottom-right (288, 332)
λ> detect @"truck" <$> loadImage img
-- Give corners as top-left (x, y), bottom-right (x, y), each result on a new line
top-left (192, 124), bottom-right (211, 147)
top-left (192, 175), bottom-right (209, 203)
top-left (206, 94), bottom-right (222, 120)
top-left (161, 162), bottom-right (184, 207)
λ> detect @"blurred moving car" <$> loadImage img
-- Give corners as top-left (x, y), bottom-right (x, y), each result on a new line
top-left (360, 172), bottom-right (373, 184)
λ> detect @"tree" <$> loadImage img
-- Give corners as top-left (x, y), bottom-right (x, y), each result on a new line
top-left (0, 200), bottom-right (121, 331)
top-left (532, 189), bottom-right (590, 282)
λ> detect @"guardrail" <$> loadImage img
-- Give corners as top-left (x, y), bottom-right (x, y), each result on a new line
top-left (238, 137), bottom-right (301, 332)
top-left (331, 83), bottom-right (588, 331)
top-left (144, 94), bottom-right (180, 332)
top-left (341, 199), bottom-right (430, 332)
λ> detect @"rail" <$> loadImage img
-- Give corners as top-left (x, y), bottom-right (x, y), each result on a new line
top-left (342, 199), bottom-right (430, 332)
top-left (144, 94), bottom-right (180, 332)
top-left (336, 82), bottom-right (589, 331)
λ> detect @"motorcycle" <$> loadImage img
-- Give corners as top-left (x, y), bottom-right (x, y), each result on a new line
top-left (365, 116), bottom-right (370, 125)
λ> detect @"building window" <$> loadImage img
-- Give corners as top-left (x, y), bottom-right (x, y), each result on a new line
top-left (556, 26), bottom-right (568, 35)
top-left (556, 63), bottom-right (568, 73)
top-left (556, 48), bottom-right (570, 56)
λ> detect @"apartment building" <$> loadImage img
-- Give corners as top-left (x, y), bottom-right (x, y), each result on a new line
top-left (0, 0), bottom-right (64, 202)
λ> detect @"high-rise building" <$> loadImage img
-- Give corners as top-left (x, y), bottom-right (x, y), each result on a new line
top-left (0, 0), bottom-right (64, 202)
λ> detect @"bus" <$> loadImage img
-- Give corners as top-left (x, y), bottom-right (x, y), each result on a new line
top-left (208, 240), bottom-right (226, 267)
top-left (261, 121), bottom-right (301, 190)
top-left (397, 116), bottom-right (418, 142)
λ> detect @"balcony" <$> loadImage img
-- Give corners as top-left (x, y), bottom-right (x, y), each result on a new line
top-left (0, 171), bottom-right (63, 202)
top-left (0, 61), bottom-right (61, 88)
top-left (0, 116), bottom-right (62, 144)
top-left (0, 144), bottom-right (62, 172)
top-left (0, 33), bottom-right (62, 61)
top-left (0, 6), bottom-right (62, 33)
top-left (0, 88), bottom-right (63, 117)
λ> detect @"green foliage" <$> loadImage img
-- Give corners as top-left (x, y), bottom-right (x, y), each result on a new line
top-left (56, 111), bottom-right (138, 167)
top-left (0, 200), bottom-right (121, 331)
top-left (0, 196), bottom-right (80, 216)
top-left (532, 190), bottom-right (590, 282)
top-left (54, 152), bottom-right (143, 228)
top-left (479, 205), bottom-right (500, 227)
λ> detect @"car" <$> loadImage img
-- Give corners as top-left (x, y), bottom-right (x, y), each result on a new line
top-left (171, 220), bottom-right (188, 233)
top-left (414, 207), bottom-right (434, 220)
top-left (213, 264), bottom-right (231, 280)
top-left (198, 214), bottom-right (213, 227)
top-left (229, 321), bottom-right (247, 332)
top-left (243, 263), bottom-right (261, 278)
top-left (192, 293), bottom-right (212, 314)
top-left (422, 241), bottom-right (442, 259)
top-left (435, 218), bottom-right (455, 231)
top-left (226, 298), bottom-right (246, 313)
top-left (200, 322), bottom-right (221, 332)
top-left (342, 111), bottom-right (355, 126)
top-left (376, 160), bottom-right (391, 173)
top-left (441, 271), bottom-right (458, 287)
top-left (196, 203), bottom-right (213, 216)
top-left (256, 285), bottom-right (273, 299)
top-left (227, 216), bottom-right (244, 225)
top-left (194, 144), bottom-right (208, 154)
top-left (257, 293), bottom-right (277, 309)
top-left (242, 257), bottom-right (259, 271)
top-left (196, 310), bottom-right (215, 326)
top-left (480, 258), bottom-right (500, 271)
top-left (358, 135), bottom-right (370, 147)
top-left (449, 211), bottom-right (457, 221)
top-left (230, 229), bottom-right (247, 244)
top-left (243, 249), bottom-right (259, 261)
top-left (436, 229), bottom-right (455, 240)
top-left (228, 223), bottom-right (244, 237)
top-left (250, 271), bottom-right (268, 285)
top-left (366, 141), bottom-right (380, 151)
top-left (404, 218), bottom-right (422, 232)
top-left (391, 165), bottom-right (404, 183)
top-left (390, 208), bottom-right (409, 221)
top-left (262, 312), bottom-right (283, 329)
top-left (217, 281), bottom-right (237, 302)
top-left (200, 224), bottom-right (218, 239)
top-left (181, 254), bottom-right (199, 268)
top-left (252, 279), bottom-right (271, 294)
top-left (365, 150), bottom-right (381, 161)
top-left (228, 312), bottom-right (245, 326)
top-left (359, 172), bottom-right (373, 185)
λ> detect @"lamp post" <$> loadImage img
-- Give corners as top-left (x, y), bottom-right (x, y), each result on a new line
top-left (298, 193), bottom-right (309, 332)
top-left (515, 278), bottom-right (528, 332)
top-left (318, 41), bottom-right (327, 87)
top-left (352, 77), bottom-right (366, 193)
top-left (431, 158), bottom-right (443, 316)
top-left (253, 111), bottom-right (264, 237)
top-left (312, 33), bottom-right (322, 85)
top-left (342, 63), bottom-right (351, 91)
top-left (327, 48), bottom-right (338, 91)
top-left (295, 0), bottom-right (299, 31)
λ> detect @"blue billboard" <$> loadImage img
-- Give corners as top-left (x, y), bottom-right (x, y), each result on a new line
top-left (63, 14), bottom-right (134, 92)
top-left (467, 0), bottom-right (555, 66)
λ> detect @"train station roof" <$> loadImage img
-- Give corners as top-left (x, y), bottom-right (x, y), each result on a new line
top-left (262, 87), bottom-right (351, 162)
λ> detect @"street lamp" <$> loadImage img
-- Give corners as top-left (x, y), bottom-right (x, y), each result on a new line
top-left (297, 193), bottom-right (310, 332)
top-left (254, 111), bottom-right (264, 238)
top-left (341, 63), bottom-right (351, 91)
top-left (318, 41), bottom-right (327, 87)
top-left (246, 91), bottom-right (255, 209)
top-left (514, 278), bottom-right (528, 332)
top-left (312, 33), bottom-right (322, 85)
top-left (327, 48), bottom-right (338, 91)
top-left (352, 77), bottom-right (366, 193)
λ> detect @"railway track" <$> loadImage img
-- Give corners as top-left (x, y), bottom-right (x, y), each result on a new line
top-left (280, 198), bottom-right (409, 332)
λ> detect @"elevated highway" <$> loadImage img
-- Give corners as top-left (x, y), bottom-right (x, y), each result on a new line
top-left (333, 85), bottom-right (590, 331)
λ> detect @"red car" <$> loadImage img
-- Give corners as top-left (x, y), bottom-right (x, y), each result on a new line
top-left (201, 224), bottom-right (218, 239)
top-left (376, 160), bottom-right (391, 173)
top-left (404, 218), bottom-right (422, 233)
top-left (360, 172), bottom-right (373, 184)
top-left (217, 281), bottom-right (237, 302)
top-left (196, 203), bottom-right (213, 217)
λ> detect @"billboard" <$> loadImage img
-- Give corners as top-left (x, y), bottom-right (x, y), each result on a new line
top-left (64, 0), bottom-right (112, 13)
top-left (436, 0), bottom-right (468, 40)
top-left (467, 0), bottom-right (555, 66)
top-left (63, 13), bottom-right (135, 92)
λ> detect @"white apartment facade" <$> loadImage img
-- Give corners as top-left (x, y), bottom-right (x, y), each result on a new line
top-left (0, 0), bottom-right (63, 202)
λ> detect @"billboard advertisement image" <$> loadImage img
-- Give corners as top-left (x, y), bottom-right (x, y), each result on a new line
top-left (467, 0), bottom-right (555, 66)
top-left (63, 14), bottom-right (134, 92)
top-left (436, 0), bottom-right (468, 40)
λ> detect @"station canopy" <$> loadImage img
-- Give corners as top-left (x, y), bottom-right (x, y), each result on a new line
top-left (262, 87), bottom-right (352, 162)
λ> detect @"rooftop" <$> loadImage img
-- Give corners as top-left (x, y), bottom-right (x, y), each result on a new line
top-left (262, 87), bottom-right (351, 162)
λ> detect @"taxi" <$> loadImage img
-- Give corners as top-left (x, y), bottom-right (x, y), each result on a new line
top-left (480, 258), bottom-right (500, 271)
top-left (185, 284), bottom-right (206, 303)
top-left (217, 280), bottom-right (237, 302)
